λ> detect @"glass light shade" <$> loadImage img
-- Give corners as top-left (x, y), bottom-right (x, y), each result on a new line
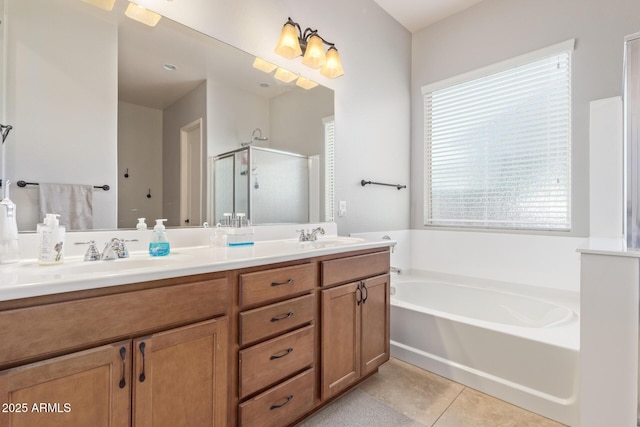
top-left (274, 67), bottom-right (298, 83)
top-left (274, 23), bottom-right (302, 59)
top-left (296, 77), bottom-right (319, 90)
top-left (253, 57), bottom-right (277, 73)
top-left (301, 35), bottom-right (327, 69)
top-left (82, 0), bottom-right (116, 11)
top-left (320, 47), bottom-right (344, 78)
top-left (125, 3), bottom-right (162, 27)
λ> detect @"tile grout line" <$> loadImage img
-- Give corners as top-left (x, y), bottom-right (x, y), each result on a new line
top-left (428, 386), bottom-right (467, 427)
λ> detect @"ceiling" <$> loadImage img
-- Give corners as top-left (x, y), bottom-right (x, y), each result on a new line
top-left (373, 0), bottom-right (484, 33)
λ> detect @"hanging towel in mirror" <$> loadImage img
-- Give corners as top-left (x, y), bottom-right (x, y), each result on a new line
top-left (39, 183), bottom-right (94, 230)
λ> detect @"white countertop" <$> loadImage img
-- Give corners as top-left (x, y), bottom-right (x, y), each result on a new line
top-left (577, 237), bottom-right (640, 258)
top-left (0, 236), bottom-right (394, 302)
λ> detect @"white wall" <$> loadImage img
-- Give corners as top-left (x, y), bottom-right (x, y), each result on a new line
top-left (405, 0), bottom-right (640, 291)
top-left (5, 0), bottom-right (117, 230)
top-left (117, 102), bottom-right (163, 228)
top-left (136, 0), bottom-right (412, 235)
top-left (411, 0), bottom-right (640, 237)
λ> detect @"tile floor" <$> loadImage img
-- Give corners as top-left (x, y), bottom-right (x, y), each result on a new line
top-left (310, 358), bottom-right (567, 427)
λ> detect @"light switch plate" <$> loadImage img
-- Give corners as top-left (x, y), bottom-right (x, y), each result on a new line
top-left (338, 201), bottom-right (347, 217)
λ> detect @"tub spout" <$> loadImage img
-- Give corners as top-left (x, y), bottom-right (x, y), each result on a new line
top-left (390, 266), bottom-right (401, 275)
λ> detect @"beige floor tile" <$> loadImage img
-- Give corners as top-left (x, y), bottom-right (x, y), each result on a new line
top-left (359, 358), bottom-right (464, 426)
top-left (433, 388), bottom-right (566, 427)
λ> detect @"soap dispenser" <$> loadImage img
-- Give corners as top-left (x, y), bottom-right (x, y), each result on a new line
top-left (37, 213), bottom-right (65, 265)
top-left (149, 219), bottom-right (170, 257)
top-left (0, 181), bottom-right (19, 264)
top-left (136, 217), bottom-right (147, 230)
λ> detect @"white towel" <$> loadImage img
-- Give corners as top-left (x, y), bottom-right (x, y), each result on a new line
top-left (39, 183), bottom-right (94, 230)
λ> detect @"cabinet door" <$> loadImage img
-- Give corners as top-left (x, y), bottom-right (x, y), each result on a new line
top-left (0, 341), bottom-right (132, 427)
top-left (360, 274), bottom-right (390, 376)
top-left (133, 317), bottom-right (228, 427)
top-left (321, 282), bottom-right (361, 400)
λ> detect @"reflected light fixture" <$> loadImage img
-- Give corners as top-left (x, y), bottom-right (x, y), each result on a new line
top-left (252, 57), bottom-right (277, 73)
top-left (125, 2), bottom-right (162, 27)
top-left (296, 77), bottom-right (318, 90)
top-left (274, 67), bottom-right (298, 83)
top-left (274, 17), bottom-right (344, 78)
top-left (81, 0), bottom-right (116, 11)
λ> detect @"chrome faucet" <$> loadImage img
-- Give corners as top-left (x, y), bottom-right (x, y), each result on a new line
top-left (100, 238), bottom-right (136, 260)
top-left (297, 227), bottom-right (325, 242)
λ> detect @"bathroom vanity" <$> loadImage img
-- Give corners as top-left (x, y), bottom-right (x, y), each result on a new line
top-left (0, 235), bottom-right (391, 427)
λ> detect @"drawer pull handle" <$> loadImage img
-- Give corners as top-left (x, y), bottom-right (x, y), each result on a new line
top-left (356, 282), bottom-right (362, 306)
top-left (138, 342), bottom-right (146, 382)
top-left (271, 311), bottom-right (294, 322)
top-left (119, 346), bottom-right (127, 389)
top-left (270, 347), bottom-right (294, 360)
top-left (271, 278), bottom-right (294, 287)
top-left (270, 394), bottom-right (293, 410)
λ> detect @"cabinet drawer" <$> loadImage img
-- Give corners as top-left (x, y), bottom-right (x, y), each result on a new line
top-left (321, 251), bottom-right (389, 287)
top-left (239, 368), bottom-right (315, 427)
top-left (239, 263), bottom-right (315, 308)
top-left (0, 278), bottom-right (228, 367)
top-left (239, 294), bottom-right (315, 347)
top-left (239, 324), bottom-right (314, 398)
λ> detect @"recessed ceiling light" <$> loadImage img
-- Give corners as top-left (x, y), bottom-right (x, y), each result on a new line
top-left (258, 82), bottom-right (270, 88)
top-left (162, 64), bottom-right (177, 71)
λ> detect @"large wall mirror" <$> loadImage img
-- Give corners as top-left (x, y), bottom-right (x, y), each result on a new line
top-left (1, 0), bottom-right (334, 232)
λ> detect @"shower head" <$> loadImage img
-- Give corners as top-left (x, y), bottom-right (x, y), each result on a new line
top-left (251, 128), bottom-right (269, 142)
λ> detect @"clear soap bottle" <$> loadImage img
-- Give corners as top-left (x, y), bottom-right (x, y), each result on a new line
top-left (37, 213), bottom-right (65, 265)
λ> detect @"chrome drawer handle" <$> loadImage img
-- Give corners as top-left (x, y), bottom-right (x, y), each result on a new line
top-left (270, 347), bottom-right (293, 360)
top-left (271, 312), bottom-right (294, 322)
top-left (271, 278), bottom-right (294, 287)
top-left (270, 395), bottom-right (293, 410)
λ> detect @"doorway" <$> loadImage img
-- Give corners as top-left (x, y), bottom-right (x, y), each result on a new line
top-left (180, 118), bottom-right (203, 226)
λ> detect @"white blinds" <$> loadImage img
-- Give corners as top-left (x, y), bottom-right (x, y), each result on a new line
top-left (424, 44), bottom-right (572, 230)
top-left (323, 116), bottom-right (335, 222)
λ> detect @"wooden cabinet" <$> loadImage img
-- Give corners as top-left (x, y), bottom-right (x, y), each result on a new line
top-left (0, 246), bottom-right (392, 427)
top-left (0, 341), bottom-right (132, 427)
top-left (321, 274), bottom-right (390, 400)
top-left (133, 318), bottom-right (228, 427)
top-left (237, 263), bottom-right (317, 427)
top-left (0, 276), bottom-right (229, 427)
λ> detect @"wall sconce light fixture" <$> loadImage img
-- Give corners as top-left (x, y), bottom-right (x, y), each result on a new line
top-left (274, 17), bottom-right (344, 78)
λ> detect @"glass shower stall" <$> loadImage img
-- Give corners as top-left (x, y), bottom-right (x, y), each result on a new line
top-left (623, 31), bottom-right (640, 425)
top-left (210, 146), bottom-right (319, 225)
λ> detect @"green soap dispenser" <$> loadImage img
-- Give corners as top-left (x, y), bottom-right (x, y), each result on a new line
top-left (149, 219), bottom-right (170, 257)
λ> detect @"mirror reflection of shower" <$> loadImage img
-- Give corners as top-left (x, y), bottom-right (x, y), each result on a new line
top-left (241, 128), bottom-right (269, 147)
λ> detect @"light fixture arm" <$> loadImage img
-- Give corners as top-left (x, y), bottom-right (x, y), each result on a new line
top-left (285, 17), bottom-right (335, 54)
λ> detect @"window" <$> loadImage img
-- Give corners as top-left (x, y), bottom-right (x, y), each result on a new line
top-left (323, 116), bottom-right (335, 222)
top-left (423, 40), bottom-right (573, 231)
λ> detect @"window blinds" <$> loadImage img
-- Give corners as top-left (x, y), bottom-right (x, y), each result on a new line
top-left (323, 116), bottom-right (335, 222)
top-left (423, 43), bottom-right (572, 230)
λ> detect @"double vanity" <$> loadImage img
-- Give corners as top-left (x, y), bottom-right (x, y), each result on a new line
top-left (0, 227), bottom-right (392, 427)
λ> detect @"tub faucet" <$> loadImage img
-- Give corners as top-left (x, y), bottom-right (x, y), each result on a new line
top-left (390, 266), bottom-right (402, 275)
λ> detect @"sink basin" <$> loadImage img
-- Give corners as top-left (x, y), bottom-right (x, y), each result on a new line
top-left (13, 254), bottom-right (180, 277)
top-left (295, 236), bottom-right (367, 248)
